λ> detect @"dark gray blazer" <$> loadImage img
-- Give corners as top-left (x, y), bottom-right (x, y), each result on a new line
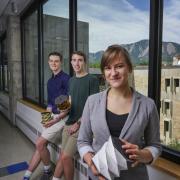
top-left (77, 89), bottom-right (161, 180)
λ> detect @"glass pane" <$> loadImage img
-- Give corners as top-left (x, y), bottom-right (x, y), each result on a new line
top-left (24, 11), bottom-right (39, 102)
top-left (0, 42), bottom-right (2, 90)
top-left (0, 36), bottom-right (8, 92)
top-left (77, 0), bottom-right (150, 94)
top-left (43, 0), bottom-right (69, 105)
top-left (4, 65), bottom-right (9, 92)
top-left (3, 38), bottom-right (8, 92)
top-left (160, 0), bottom-right (180, 151)
top-left (0, 65), bottom-right (2, 90)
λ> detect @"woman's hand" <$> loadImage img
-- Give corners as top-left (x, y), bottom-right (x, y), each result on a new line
top-left (90, 163), bottom-right (99, 176)
top-left (121, 139), bottom-right (153, 167)
top-left (98, 174), bottom-right (106, 180)
top-left (84, 152), bottom-right (99, 176)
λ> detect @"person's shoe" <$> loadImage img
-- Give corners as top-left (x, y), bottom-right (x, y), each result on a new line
top-left (40, 170), bottom-right (53, 180)
top-left (23, 176), bottom-right (30, 180)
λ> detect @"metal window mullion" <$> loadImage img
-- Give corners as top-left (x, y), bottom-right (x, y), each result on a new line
top-left (69, 0), bottom-right (77, 76)
top-left (37, 2), bottom-right (44, 105)
top-left (20, 19), bottom-right (26, 98)
top-left (148, 0), bottom-right (163, 114)
top-left (2, 37), bottom-right (5, 91)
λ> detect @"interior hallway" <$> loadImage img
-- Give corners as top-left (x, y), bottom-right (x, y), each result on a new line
top-left (0, 113), bottom-right (43, 180)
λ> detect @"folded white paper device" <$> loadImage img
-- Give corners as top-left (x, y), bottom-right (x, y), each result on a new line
top-left (92, 136), bottom-right (133, 180)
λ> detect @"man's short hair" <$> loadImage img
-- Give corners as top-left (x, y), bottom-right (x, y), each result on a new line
top-left (71, 51), bottom-right (87, 63)
top-left (48, 52), bottom-right (63, 61)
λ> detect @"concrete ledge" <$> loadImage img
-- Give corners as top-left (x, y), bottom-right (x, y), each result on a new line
top-left (153, 157), bottom-right (180, 179)
top-left (18, 99), bottom-right (46, 112)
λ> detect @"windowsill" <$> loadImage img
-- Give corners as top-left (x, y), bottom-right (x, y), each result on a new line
top-left (153, 157), bottom-right (180, 178)
top-left (18, 99), bottom-right (46, 112)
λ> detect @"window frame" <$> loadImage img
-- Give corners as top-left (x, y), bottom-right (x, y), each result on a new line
top-left (21, 1), bottom-right (40, 105)
top-left (148, 0), bottom-right (180, 164)
top-left (21, 0), bottom-right (73, 107)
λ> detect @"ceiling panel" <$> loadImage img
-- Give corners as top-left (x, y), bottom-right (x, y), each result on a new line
top-left (0, 0), bottom-right (10, 16)
top-left (0, 0), bottom-right (33, 16)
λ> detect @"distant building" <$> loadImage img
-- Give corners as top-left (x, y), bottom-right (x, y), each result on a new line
top-left (172, 54), bottom-right (180, 66)
top-left (133, 66), bottom-right (180, 147)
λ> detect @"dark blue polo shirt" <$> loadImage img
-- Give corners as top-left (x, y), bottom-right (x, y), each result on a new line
top-left (47, 71), bottom-right (70, 114)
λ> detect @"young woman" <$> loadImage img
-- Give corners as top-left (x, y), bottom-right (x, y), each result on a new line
top-left (77, 45), bottom-right (161, 180)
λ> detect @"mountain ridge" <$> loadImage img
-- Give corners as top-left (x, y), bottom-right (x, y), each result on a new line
top-left (89, 40), bottom-right (180, 65)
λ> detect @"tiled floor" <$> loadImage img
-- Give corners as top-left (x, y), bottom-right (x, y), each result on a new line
top-left (0, 113), bottom-right (43, 180)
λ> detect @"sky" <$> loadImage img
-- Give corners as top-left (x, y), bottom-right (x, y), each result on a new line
top-left (44, 0), bottom-right (180, 52)
top-left (163, 0), bottom-right (180, 43)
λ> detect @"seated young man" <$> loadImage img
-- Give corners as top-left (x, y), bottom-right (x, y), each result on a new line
top-left (51, 51), bottom-right (99, 180)
top-left (23, 52), bottom-right (70, 180)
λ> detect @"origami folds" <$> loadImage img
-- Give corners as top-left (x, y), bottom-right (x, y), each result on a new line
top-left (92, 136), bottom-right (133, 180)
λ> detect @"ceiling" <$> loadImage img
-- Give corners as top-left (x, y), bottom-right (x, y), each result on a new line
top-left (0, 0), bottom-right (33, 34)
top-left (0, 0), bottom-right (33, 17)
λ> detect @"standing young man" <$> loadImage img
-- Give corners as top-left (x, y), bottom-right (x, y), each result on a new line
top-left (23, 52), bottom-right (70, 180)
top-left (52, 51), bottom-right (99, 180)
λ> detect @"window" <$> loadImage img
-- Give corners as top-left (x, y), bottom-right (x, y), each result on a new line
top-left (0, 42), bottom-right (2, 90)
top-left (160, 0), bottom-right (180, 153)
top-left (164, 100), bottom-right (172, 117)
top-left (43, 0), bottom-right (69, 105)
top-left (165, 78), bottom-right (171, 92)
top-left (22, 10), bottom-right (39, 102)
top-left (164, 121), bottom-right (169, 135)
top-left (164, 101), bottom-right (170, 115)
top-left (0, 33), bottom-right (9, 93)
top-left (4, 64), bottom-right (9, 92)
top-left (173, 78), bottom-right (180, 93)
top-left (21, 0), bottom-right (70, 106)
top-left (20, 0), bottom-right (179, 162)
top-left (77, 0), bottom-right (150, 94)
top-left (163, 120), bottom-right (172, 143)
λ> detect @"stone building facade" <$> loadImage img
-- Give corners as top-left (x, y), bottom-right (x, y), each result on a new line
top-left (134, 66), bottom-right (180, 147)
